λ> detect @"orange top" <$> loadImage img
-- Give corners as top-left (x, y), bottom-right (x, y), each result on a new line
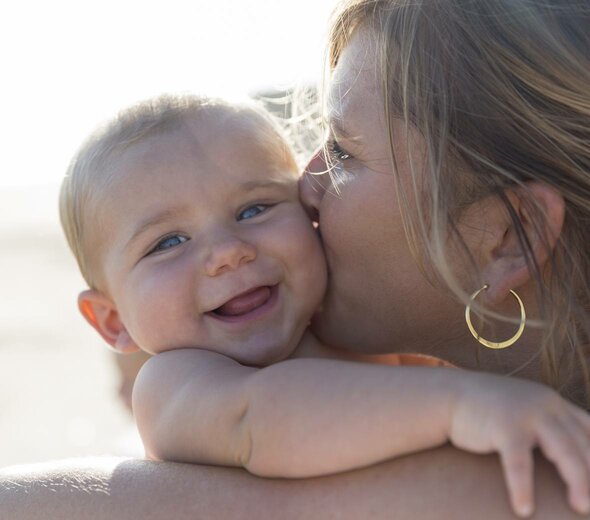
top-left (367, 353), bottom-right (456, 368)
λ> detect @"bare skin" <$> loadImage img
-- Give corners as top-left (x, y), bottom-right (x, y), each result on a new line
top-left (1, 448), bottom-right (585, 520)
top-left (4, 7), bottom-right (588, 520)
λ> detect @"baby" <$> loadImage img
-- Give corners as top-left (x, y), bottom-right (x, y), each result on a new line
top-left (60, 94), bottom-right (590, 518)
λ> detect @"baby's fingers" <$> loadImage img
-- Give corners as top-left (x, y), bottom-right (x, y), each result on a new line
top-left (563, 414), bottom-right (590, 470)
top-left (538, 418), bottom-right (590, 515)
top-left (500, 443), bottom-right (535, 518)
top-left (570, 403), bottom-right (590, 434)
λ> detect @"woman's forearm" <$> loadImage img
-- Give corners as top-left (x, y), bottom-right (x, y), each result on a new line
top-left (0, 447), bottom-right (581, 520)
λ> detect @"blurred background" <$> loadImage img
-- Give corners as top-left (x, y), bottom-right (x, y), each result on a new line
top-left (0, 0), bottom-right (337, 467)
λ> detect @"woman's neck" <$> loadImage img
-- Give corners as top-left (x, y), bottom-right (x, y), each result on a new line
top-left (431, 308), bottom-right (588, 408)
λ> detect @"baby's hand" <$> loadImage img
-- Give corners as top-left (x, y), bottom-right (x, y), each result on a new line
top-left (449, 374), bottom-right (590, 518)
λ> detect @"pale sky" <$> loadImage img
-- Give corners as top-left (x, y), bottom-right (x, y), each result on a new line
top-left (0, 0), bottom-right (337, 188)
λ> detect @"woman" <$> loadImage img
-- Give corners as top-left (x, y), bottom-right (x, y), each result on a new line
top-left (2, 0), bottom-right (589, 518)
top-left (304, 0), bottom-right (590, 402)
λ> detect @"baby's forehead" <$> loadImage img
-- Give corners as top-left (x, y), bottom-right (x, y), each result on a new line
top-left (116, 108), bottom-right (294, 174)
top-left (183, 106), bottom-right (286, 148)
top-left (99, 106), bottom-right (297, 191)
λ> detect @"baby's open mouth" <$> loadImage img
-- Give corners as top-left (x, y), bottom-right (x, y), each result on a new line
top-left (211, 286), bottom-right (273, 317)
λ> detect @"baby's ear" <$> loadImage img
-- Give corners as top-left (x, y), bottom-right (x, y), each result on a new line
top-left (78, 290), bottom-right (140, 354)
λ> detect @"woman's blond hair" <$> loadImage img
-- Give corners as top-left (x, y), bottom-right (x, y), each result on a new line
top-left (327, 0), bottom-right (590, 403)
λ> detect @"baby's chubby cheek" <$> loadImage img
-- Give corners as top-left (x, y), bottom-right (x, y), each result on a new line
top-left (113, 279), bottom-right (193, 356)
top-left (286, 212), bottom-right (328, 315)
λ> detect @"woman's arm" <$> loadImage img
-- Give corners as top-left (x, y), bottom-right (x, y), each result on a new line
top-left (0, 447), bottom-right (582, 520)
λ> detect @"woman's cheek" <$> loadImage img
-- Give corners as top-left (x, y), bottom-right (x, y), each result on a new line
top-left (320, 176), bottom-right (368, 254)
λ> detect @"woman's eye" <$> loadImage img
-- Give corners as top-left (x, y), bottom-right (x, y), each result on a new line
top-left (328, 140), bottom-right (352, 161)
top-left (149, 235), bottom-right (188, 254)
top-left (238, 204), bottom-right (269, 221)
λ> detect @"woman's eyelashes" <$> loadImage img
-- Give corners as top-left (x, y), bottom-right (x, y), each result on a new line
top-left (325, 140), bottom-right (356, 189)
top-left (147, 234), bottom-right (189, 255)
top-left (328, 139), bottom-right (352, 162)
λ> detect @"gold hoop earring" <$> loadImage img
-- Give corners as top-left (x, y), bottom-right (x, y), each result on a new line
top-left (465, 284), bottom-right (526, 349)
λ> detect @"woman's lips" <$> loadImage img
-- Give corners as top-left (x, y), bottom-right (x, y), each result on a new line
top-left (208, 285), bottom-right (278, 324)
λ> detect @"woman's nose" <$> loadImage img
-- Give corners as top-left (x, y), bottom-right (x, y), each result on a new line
top-left (204, 237), bottom-right (257, 277)
top-left (299, 148), bottom-right (331, 221)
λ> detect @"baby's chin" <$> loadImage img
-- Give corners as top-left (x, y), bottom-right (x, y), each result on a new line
top-left (233, 325), bottom-right (309, 367)
top-left (233, 340), bottom-right (300, 368)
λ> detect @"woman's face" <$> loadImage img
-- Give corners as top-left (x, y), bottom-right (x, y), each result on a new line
top-left (300, 27), bottom-right (465, 357)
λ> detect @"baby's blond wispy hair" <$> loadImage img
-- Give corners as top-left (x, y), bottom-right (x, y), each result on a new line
top-left (59, 94), bottom-right (297, 290)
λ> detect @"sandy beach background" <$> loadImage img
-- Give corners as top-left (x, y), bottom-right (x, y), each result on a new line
top-left (0, 184), bottom-right (142, 467)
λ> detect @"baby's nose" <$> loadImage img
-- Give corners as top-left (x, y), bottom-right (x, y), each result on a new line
top-left (204, 237), bottom-right (257, 277)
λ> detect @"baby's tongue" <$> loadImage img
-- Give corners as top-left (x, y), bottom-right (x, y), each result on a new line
top-left (215, 287), bottom-right (271, 316)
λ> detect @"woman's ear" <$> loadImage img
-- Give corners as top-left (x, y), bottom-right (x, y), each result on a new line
top-left (476, 182), bottom-right (565, 304)
top-left (78, 290), bottom-right (140, 354)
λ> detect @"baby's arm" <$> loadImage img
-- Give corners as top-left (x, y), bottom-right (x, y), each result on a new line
top-left (133, 347), bottom-right (590, 517)
top-left (133, 348), bottom-right (460, 474)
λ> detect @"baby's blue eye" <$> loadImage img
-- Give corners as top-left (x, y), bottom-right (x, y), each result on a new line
top-left (150, 235), bottom-right (188, 254)
top-left (238, 204), bottom-right (269, 221)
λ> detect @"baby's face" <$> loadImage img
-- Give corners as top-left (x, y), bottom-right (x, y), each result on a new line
top-left (97, 111), bottom-right (327, 365)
